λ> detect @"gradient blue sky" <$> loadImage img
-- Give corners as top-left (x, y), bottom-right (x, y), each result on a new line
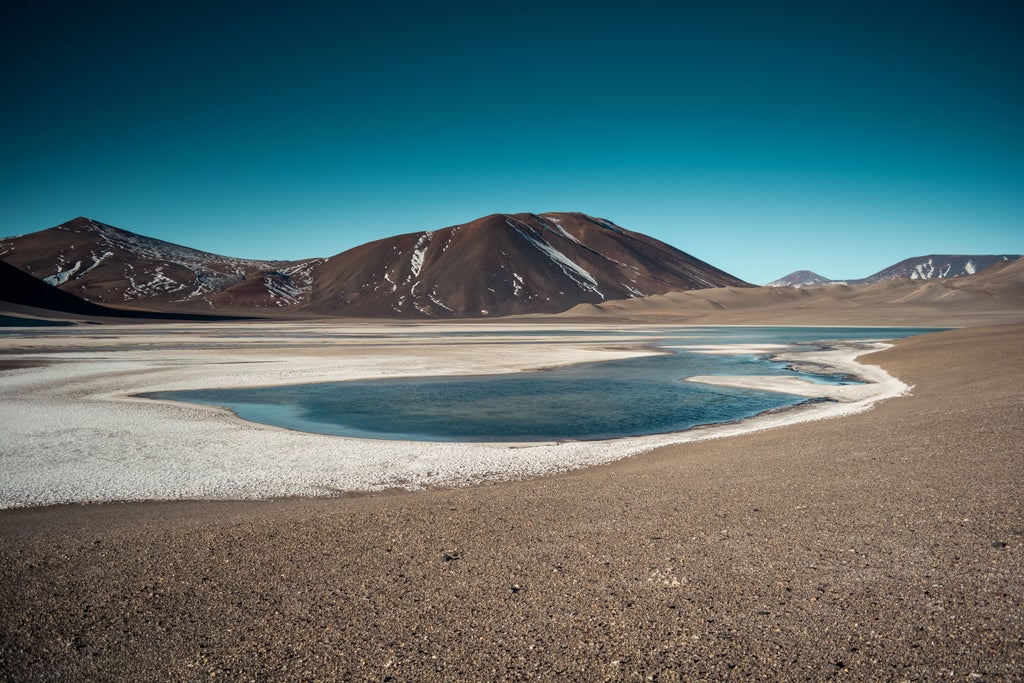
top-left (2, 0), bottom-right (1021, 284)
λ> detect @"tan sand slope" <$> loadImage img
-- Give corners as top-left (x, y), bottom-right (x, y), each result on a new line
top-left (0, 323), bottom-right (1021, 680)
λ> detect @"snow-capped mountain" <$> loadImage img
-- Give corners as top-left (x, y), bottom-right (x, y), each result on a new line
top-left (0, 217), bottom-right (322, 309)
top-left (767, 255), bottom-right (1021, 288)
top-left (855, 254), bottom-right (1020, 284)
top-left (766, 270), bottom-right (833, 288)
top-left (304, 212), bottom-right (750, 317)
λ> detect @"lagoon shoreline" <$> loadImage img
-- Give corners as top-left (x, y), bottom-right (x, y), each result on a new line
top-left (2, 325), bottom-right (914, 508)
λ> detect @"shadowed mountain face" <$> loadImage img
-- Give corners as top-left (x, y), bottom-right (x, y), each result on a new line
top-left (0, 260), bottom-right (256, 322)
top-left (305, 212), bottom-right (750, 317)
top-left (0, 217), bottom-right (322, 311)
top-left (0, 213), bottom-right (749, 318)
top-left (0, 259), bottom-right (122, 317)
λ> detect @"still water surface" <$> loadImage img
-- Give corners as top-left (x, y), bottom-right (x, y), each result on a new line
top-left (143, 327), bottom-right (942, 442)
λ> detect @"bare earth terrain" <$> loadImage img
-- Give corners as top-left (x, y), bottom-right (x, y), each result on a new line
top-left (0, 316), bottom-right (1022, 680)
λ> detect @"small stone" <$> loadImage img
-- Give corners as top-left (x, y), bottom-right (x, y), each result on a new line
top-left (441, 551), bottom-right (460, 562)
top-left (992, 541), bottom-right (1007, 549)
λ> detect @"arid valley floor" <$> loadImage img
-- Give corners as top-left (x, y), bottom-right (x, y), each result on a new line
top-left (0, 311), bottom-right (1022, 680)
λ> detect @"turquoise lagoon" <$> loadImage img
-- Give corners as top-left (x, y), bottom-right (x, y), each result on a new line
top-left (142, 327), bottom-right (944, 442)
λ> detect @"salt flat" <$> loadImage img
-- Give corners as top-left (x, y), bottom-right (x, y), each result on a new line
top-left (0, 322), bottom-right (904, 507)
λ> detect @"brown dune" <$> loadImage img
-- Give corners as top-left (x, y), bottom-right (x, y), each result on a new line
top-left (1, 323), bottom-right (1021, 680)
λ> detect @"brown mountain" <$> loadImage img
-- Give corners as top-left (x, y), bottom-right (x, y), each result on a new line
top-left (1, 213), bottom-right (749, 318)
top-left (305, 212), bottom-right (750, 317)
top-left (0, 217), bottom-right (322, 311)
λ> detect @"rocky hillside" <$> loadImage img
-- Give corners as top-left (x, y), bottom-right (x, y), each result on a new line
top-left (0, 217), bottom-right (322, 310)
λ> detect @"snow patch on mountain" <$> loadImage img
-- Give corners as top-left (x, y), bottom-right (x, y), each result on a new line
top-left (506, 217), bottom-right (604, 299)
top-left (44, 261), bottom-right (82, 286)
top-left (409, 232), bottom-right (432, 278)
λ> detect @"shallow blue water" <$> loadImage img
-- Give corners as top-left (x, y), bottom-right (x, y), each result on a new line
top-left (143, 327), bottom-right (944, 442)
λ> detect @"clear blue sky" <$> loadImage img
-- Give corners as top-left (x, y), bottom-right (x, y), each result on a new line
top-left (2, 0), bottom-right (1021, 284)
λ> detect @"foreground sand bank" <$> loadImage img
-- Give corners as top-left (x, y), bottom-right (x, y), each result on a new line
top-left (1, 323), bottom-right (1021, 680)
top-left (1, 323), bottom-right (906, 507)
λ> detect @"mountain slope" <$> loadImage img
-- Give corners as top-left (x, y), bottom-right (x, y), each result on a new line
top-left (305, 212), bottom-right (750, 317)
top-left (0, 217), bottom-right (321, 310)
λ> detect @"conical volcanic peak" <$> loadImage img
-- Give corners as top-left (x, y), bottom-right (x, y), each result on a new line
top-left (766, 270), bottom-right (833, 287)
top-left (305, 212), bottom-right (750, 317)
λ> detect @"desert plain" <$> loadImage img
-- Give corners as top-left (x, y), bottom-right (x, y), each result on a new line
top-left (0, 297), bottom-right (1022, 680)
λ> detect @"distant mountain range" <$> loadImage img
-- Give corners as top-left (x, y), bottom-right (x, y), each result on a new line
top-left (565, 257), bottom-right (1024, 325)
top-left (0, 213), bottom-right (749, 318)
top-left (768, 255), bottom-right (1021, 288)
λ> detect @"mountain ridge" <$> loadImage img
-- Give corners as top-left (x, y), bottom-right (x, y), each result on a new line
top-left (0, 213), bottom-right (750, 318)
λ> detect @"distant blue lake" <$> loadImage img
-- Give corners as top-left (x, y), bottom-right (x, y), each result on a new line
top-left (143, 327), bottom-right (944, 442)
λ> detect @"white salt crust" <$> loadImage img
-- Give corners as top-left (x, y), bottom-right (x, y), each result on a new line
top-left (0, 322), bottom-right (907, 508)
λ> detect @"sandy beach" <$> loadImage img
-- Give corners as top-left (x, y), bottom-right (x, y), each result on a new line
top-left (1, 322), bottom-right (1022, 680)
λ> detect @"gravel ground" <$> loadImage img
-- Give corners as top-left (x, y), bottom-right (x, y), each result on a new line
top-left (1, 323), bottom-right (1022, 681)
